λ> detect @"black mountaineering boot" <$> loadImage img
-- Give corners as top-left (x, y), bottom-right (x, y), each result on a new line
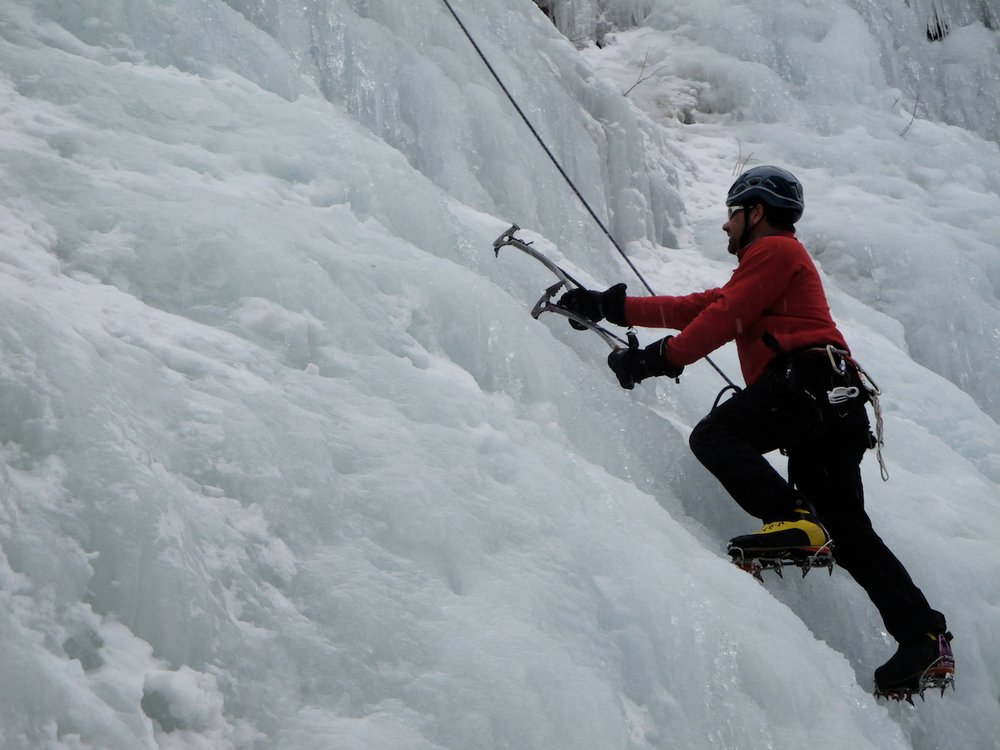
top-left (874, 632), bottom-right (955, 701)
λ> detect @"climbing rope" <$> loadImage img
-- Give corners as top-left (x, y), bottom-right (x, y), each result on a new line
top-left (438, 0), bottom-right (739, 391)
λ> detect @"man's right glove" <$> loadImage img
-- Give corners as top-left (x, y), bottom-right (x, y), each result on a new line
top-left (607, 336), bottom-right (684, 389)
top-left (558, 283), bottom-right (627, 329)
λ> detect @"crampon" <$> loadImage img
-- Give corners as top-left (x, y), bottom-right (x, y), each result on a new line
top-left (728, 541), bottom-right (834, 580)
top-left (874, 636), bottom-right (956, 705)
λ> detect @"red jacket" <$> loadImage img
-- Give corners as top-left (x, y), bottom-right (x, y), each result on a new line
top-left (623, 232), bottom-right (848, 385)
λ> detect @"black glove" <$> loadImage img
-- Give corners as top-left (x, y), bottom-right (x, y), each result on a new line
top-left (607, 336), bottom-right (684, 389)
top-left (558, 283), bottom-right (627, 330)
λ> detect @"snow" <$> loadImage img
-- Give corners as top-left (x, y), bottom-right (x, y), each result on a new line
top-left (0, 0), bottom-right (998, 748)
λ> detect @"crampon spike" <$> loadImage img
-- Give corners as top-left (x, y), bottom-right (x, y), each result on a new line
top-left (728, 542), bottom-right (835, 580)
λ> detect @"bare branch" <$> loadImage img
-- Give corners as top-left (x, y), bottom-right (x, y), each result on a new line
top-left (900, 93), bottom-right (921, 137)
top-left (623, 49), bottom-right (670, 97)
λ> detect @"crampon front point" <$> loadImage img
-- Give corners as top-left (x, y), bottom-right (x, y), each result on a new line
top-left (728, 542), bottom-right (835, 580)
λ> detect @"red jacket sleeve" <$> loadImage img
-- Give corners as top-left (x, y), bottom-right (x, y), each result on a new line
top-left (669, 241), bottom-right (802, 366)
top-left (621, 235), bottom-right (847, 384)
top-left (624, 289), bottom-right (722, 330)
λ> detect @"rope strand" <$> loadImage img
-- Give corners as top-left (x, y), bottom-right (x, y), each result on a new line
top-left (439, 0), bottom-right (738, 390)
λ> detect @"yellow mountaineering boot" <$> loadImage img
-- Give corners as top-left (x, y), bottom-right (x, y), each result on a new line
top-left (728, 509), bottom-right (831, 554)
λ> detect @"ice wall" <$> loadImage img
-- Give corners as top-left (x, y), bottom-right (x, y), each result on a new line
top-left (212, 0), bottom-right (686, 255)
top-left (852, 0), bottom-right (1000, 142)
top-left (531, 0), bottom-right (654, 45)
top-left (0, 1), bottom-right (999, 749)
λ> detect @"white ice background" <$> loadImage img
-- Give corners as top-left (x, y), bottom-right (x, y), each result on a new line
top-left (0, 0), bottom-right (998, 748)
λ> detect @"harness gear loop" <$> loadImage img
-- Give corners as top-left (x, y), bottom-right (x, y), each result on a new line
top-left (820, 345), bottom-right (889, 481)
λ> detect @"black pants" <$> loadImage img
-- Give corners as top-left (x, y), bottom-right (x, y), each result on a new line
top-left (689, 350), bottom-right (946, 643)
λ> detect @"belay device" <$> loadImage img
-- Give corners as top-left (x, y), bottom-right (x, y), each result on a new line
top-left (492, 224), bottom-right (637, 353)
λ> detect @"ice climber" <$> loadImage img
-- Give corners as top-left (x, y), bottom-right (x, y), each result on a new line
top-left (559, 165), bottom-right (954, 699)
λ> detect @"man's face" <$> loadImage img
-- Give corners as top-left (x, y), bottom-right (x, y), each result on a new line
top-left (723, 205), bottom-right (745, 255)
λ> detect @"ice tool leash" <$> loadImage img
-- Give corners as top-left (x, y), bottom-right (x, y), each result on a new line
top-left (440, 0), bottom-right (739, 391)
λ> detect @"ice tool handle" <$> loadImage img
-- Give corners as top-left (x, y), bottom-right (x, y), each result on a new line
top-left (492, 225), bottom-right (631, 351)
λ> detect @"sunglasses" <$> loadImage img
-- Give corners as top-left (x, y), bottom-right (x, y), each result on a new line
top-left (727, 205), bottom-right (745, 219)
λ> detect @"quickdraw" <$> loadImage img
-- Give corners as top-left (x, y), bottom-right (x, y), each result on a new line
top-left (492, 225), bottom-right (635, 352)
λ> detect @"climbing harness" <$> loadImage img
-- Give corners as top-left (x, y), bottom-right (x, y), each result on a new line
top-left (818, 345), bottom-right (889, 481)
top-left (440, 0), bottom-right (740, 391)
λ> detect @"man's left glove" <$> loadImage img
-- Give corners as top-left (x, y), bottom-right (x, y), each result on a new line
top-left (607, 336), bottom-right (684, 390)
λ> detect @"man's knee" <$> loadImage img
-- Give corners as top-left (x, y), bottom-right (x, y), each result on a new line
top-left (688, 417), bottom-right (716, 465)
